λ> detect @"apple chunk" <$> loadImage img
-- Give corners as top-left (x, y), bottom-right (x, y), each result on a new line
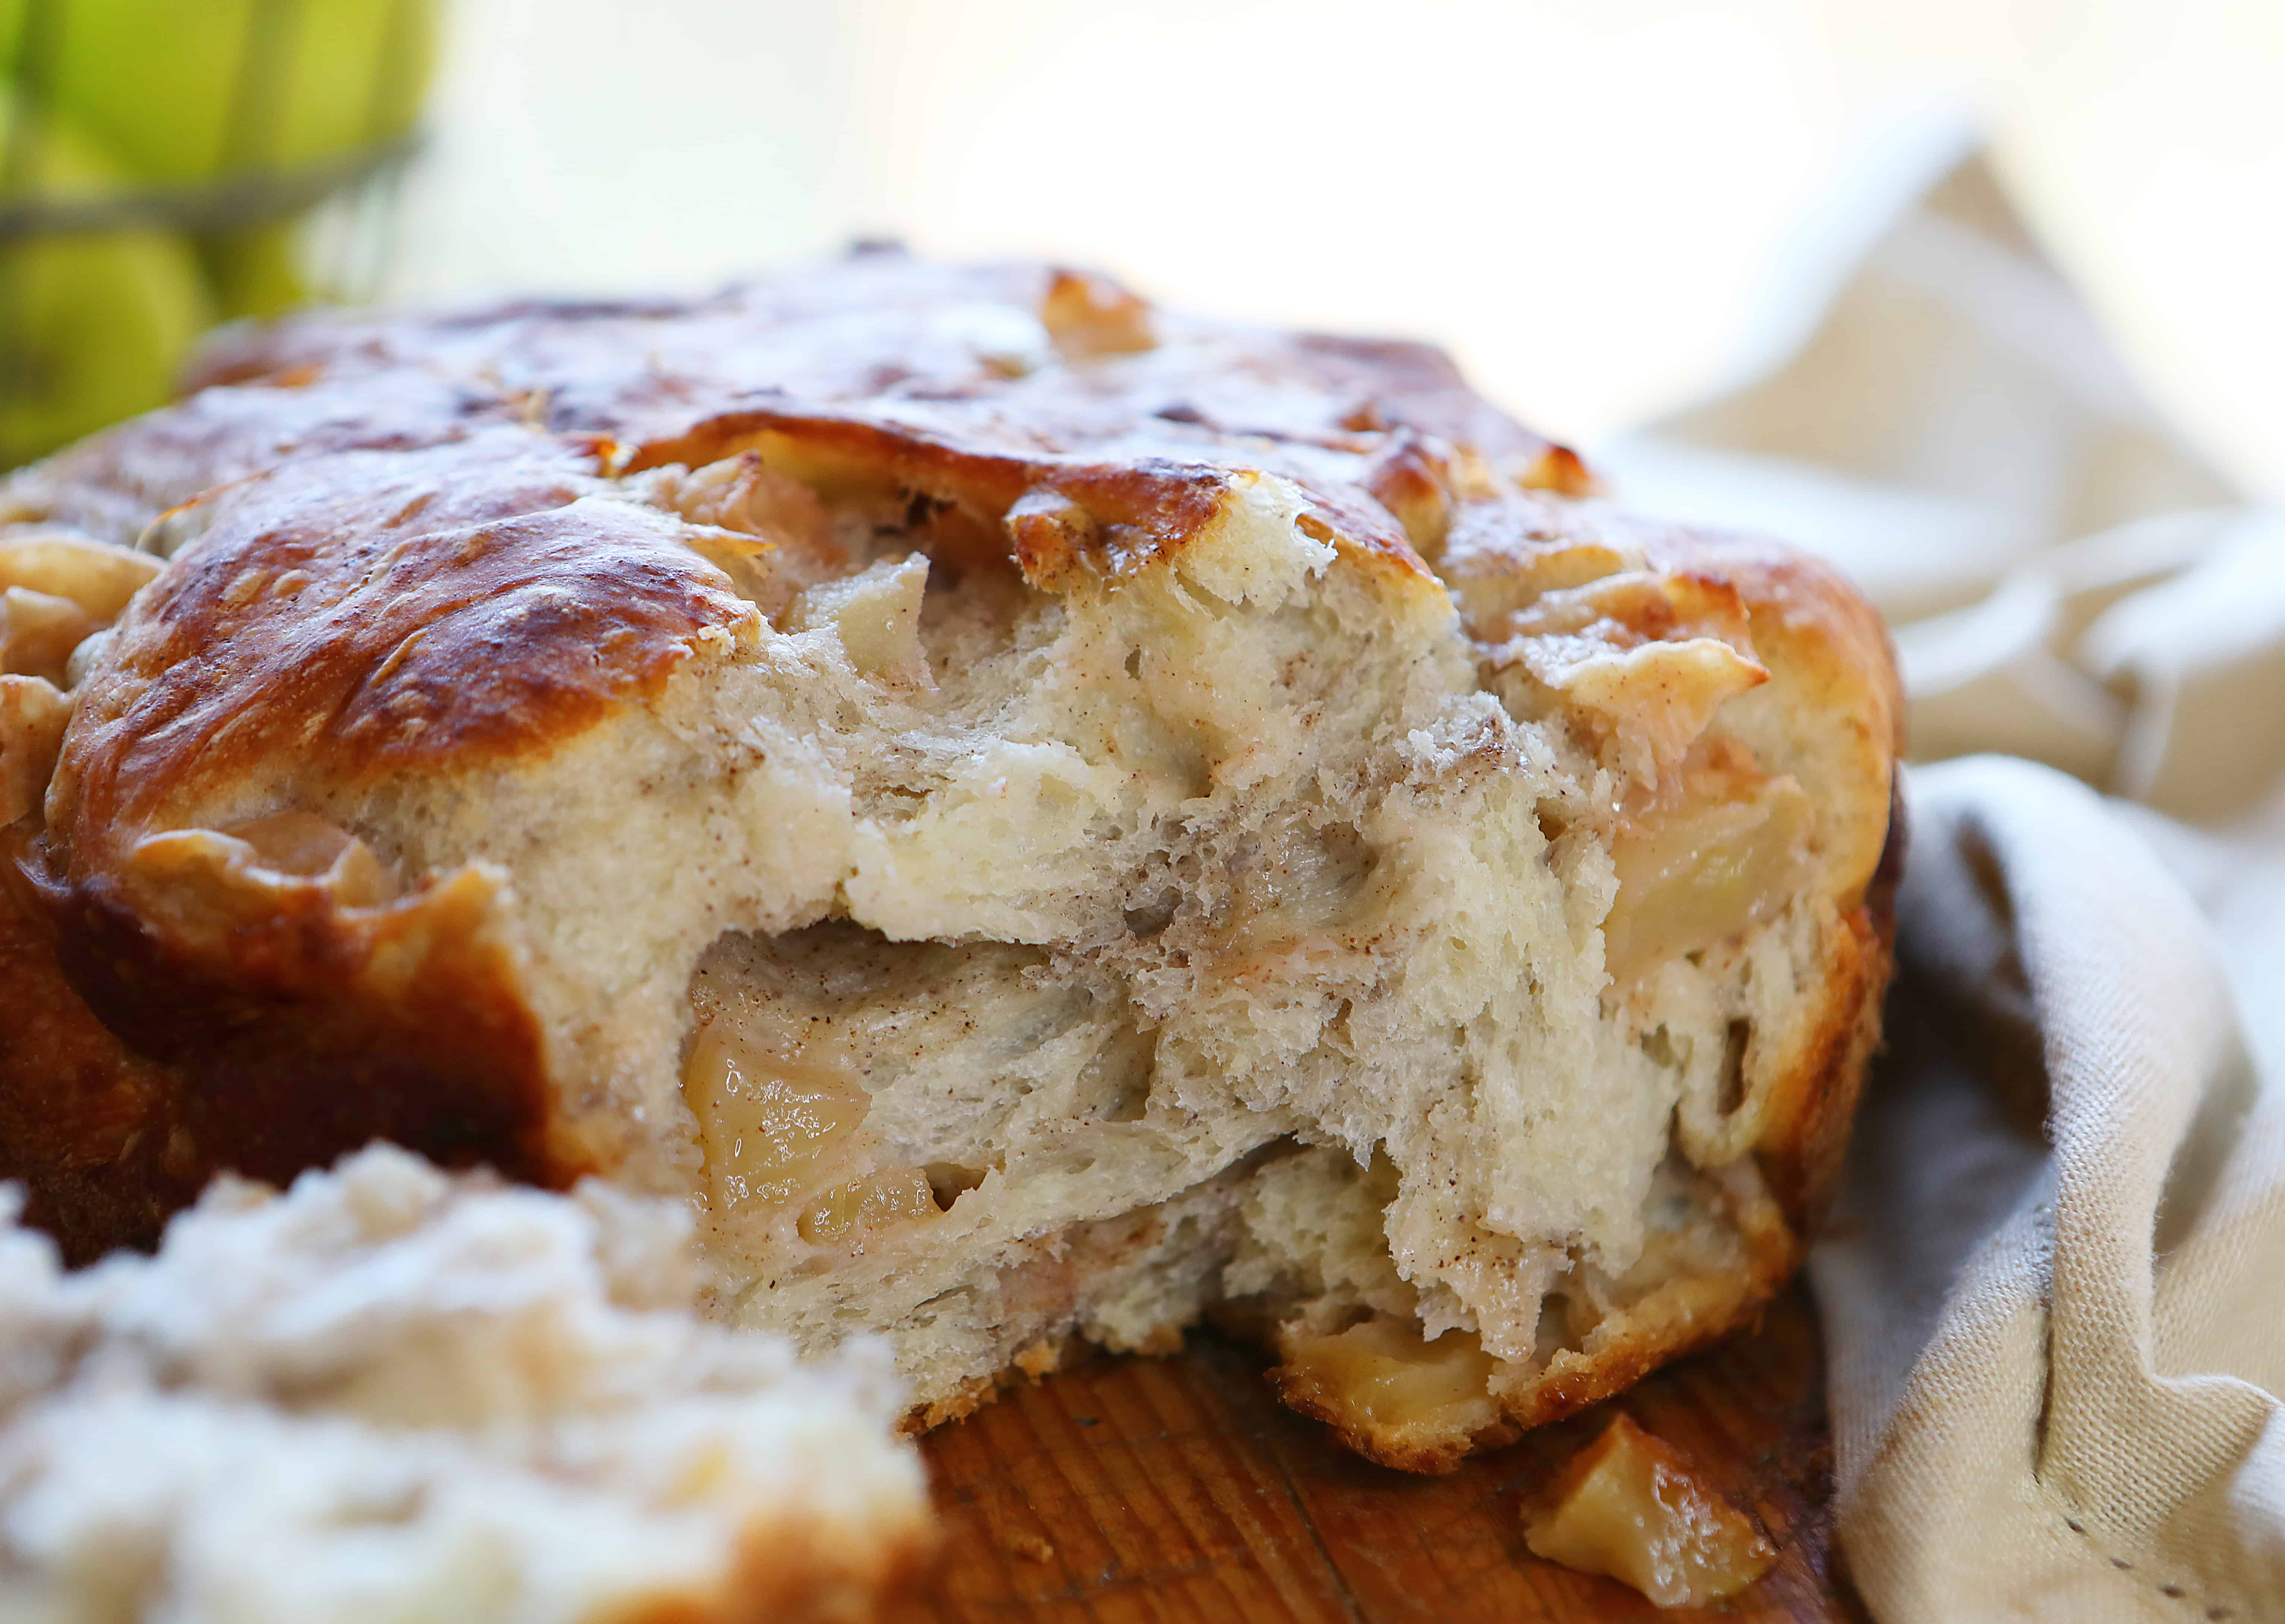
top-left (1524, 1413), bottom-right (1775, 1607)
top-left (1604, 773), bottom-right (1812, 986)
top-left (1274, 1313), bottom-right (1503, 1469)
top-left (682, 1015), bottom-right (868, 1216)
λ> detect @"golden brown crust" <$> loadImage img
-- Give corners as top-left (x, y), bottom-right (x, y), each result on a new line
top-left (1, 823), bottom-right (592, 1264)
top-left (0, 366), bottom-right (514, 547)
top-left (7, 431), bottom-right (760, 1258)
top-left (45, 430), bottom-right (758, 865)
top-left (179, 257), bottom-right (1556, 476)
top-left (171, 255), bottom-right (1524, 602)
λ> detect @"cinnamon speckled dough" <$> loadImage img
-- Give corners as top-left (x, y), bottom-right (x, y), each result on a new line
top-left (0, 252), bottom-right (1900, 1471)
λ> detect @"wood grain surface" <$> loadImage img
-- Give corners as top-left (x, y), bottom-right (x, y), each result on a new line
top-left (896, 1283), bottom-right (1862, 1624)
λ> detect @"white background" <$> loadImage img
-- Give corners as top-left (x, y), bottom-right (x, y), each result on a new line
top-left (390, 0), bottom-right (2285, 495)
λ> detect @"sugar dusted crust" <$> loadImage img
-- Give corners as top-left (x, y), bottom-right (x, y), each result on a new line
top-left (0, 252), bottom-right (1900, 1473)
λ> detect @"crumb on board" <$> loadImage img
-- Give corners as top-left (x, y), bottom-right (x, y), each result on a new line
top-left (1522, 1413), bottom-right (1776, 1608)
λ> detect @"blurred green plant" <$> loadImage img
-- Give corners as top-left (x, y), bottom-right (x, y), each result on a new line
top-left (0, 0), bottom-right (434, 464)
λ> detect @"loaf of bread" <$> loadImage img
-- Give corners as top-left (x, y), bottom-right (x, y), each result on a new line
top-left (0, 1145), bottom-right (932, 1623)
top-left (0, 253), bottom-right (1900, 1470)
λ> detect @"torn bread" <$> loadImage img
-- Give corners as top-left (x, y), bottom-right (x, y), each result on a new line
top-left (0, 1145), bottom-right (932, 1623)
top-left (0, 253), bottom-right (1901, 1471)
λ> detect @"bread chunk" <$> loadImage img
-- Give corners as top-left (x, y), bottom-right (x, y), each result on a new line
top-left (0, 253), bottom-right (1900, 1470)
top-left (0, 1146), bottom-right (932, 1623)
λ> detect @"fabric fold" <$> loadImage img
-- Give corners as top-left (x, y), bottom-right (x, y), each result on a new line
top-left (1815, 757), bottom-right (2285, 1623)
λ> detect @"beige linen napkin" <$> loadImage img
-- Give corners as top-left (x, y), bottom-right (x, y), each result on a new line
top-left (1822, 759), bottom-right (2285, 1621)
top-left (1615, 157), bottom-right (2285, 1620)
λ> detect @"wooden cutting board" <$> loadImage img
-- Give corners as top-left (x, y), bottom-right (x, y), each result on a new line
top-left (894, 1283), bottom-right (1862, 1624)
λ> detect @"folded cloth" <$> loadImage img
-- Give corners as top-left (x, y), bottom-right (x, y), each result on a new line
top-left (1819, 757), bottom-right (2285, 1621)
top-left (1610, 153), bottom-right (2285, 1620)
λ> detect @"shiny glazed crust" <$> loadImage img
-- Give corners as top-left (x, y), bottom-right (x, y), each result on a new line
top-left (0, 254), bottom-right (1900, 1466)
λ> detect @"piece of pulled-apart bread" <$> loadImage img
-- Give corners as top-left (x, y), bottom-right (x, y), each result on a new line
top-left (0, 252), bottom-right (1901, 1471)
top-left (0, 1146), bottom-right (932, 1624)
